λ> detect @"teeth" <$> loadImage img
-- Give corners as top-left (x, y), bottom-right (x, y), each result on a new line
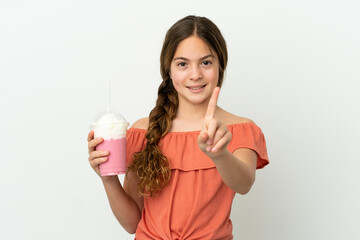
top-left (190, 85), bottom-right (205, 90)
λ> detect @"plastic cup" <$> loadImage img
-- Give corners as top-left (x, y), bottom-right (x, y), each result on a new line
top-left (90, 111), bottom-right (129, 176)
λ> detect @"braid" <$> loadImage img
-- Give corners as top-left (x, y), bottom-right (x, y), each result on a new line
top-left (127, 76), bottom-right (178, 197)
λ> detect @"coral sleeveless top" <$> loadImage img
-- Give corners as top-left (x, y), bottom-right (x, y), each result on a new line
top-left (126, 122), bottom-right (269, 240)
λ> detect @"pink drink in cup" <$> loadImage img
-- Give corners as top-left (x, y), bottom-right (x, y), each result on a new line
top-left (90, 111), bottom-right (129, 176)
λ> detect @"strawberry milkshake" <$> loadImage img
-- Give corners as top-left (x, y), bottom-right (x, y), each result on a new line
top-left (90, 112), bottom-right (129, 176)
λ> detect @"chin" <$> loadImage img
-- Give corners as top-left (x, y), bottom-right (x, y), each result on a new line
top-left (188, 97), bottom-right (209, 106)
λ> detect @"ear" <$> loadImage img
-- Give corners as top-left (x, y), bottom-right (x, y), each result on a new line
top-left (169, 72), bottom-right (172, 79)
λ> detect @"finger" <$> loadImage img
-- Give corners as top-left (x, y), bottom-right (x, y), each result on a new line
top-left (211, 131), bottom-right (232, 153)
top-left (200, 131), bottom-right (209, 144)
top-left (87, 130), bottom-right (94, 142)
top-left (198, 131), bottom-right (209, 146)
top-left (88, 137), bottom-right (104, 153)
top-left (89, 157), bottom-right (108, 168)
top-left (205, 87), bottom-right (220, 118)
top-left (89, 150), bottom-right (109, 161)
top-left (206, 118), bottom-right (219, 145)
top-left (211, 126), bottom-right (227, 148)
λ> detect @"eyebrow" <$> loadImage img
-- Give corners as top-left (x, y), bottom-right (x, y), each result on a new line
top-left (173, 54), bottom-right (215, 62)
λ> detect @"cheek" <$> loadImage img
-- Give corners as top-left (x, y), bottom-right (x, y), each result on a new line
top-left (204, 68), bottom-right (219, 83)
top-left (170, 71), bottom-right (186, 86)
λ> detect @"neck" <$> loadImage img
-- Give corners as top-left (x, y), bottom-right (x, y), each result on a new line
top-left (176, 100), bottom-right (209, 121)
top-left (170, 99), bottom-right (222, 132)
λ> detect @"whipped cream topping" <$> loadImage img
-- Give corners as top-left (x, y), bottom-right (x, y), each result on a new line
top-left (90, 113), bottom-right (129, 140)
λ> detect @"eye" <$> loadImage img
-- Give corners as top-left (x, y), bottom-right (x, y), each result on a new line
top-left (177, 62), bottom-right (187, 67)
top-left (202, 60), bottom-right (212, 66)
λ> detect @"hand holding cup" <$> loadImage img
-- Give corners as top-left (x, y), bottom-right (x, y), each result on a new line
top-left (87, 130), bottom-right (109, 177)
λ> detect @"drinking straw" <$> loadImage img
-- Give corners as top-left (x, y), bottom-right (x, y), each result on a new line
top-left (107, 80), bottom-right (110, 114)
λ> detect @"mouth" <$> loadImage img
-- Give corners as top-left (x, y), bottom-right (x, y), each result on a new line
top-left (187, 84), bottom-right (206, 90)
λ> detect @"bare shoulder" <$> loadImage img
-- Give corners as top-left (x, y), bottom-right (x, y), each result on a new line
top-left (130, 117), bottom-right (149, 130)
top-left (217, 108), bottom-right (254, 125)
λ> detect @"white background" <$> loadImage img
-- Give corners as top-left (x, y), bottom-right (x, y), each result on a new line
top-left (1, 0), bottom-right (359, 239)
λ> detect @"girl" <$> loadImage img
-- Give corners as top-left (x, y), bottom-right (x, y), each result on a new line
top-left (87, 15), bottom-right (269, 239)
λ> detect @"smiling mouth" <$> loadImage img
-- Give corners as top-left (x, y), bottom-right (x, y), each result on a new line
top-left (187, 85), bottom-right (206, 90)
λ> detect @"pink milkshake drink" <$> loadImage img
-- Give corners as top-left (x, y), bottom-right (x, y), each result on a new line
top-left (90, 111), bottom-right (129, 176)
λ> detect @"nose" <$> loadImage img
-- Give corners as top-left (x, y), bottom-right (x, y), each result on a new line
top-left (189, 65), bottom-right (202, 80)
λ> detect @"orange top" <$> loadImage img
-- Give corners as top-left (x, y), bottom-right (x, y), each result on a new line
top-left (126, 122), bottom-right (269, 240)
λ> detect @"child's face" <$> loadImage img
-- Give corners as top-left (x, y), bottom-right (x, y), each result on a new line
top-left (170, 36), bottom-right (219, 107)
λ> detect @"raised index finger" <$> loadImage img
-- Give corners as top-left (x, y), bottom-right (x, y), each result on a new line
top-left (205, 87), bottom-right (220, 118)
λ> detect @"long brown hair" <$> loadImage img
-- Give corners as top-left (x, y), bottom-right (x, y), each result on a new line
top-left (127, 15), bottom-right (228, 197)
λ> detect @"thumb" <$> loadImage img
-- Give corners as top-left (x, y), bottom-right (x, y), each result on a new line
top-left (199, 131), bottom-right (209, 144)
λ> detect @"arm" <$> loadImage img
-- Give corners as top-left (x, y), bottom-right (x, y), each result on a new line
top-left (210, 148), bottom-right (257, 194)
top-left (87, 130), bottom-right (143, 234)
top-left (101, 119), bottom-right (148, 233)
top-left (197, 87), bottom-right (257, 194)
top-left (101, 172), bottom-right (143, 234)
